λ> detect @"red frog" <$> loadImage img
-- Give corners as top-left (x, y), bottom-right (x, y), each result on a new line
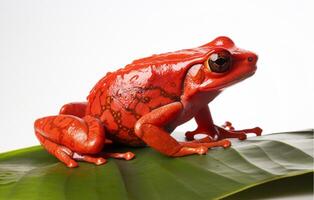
top-left (34, 36), bottom-right (262, 167)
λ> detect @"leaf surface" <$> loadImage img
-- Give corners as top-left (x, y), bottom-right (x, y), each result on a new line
top-left (0, 130), bottom-right (313, 200)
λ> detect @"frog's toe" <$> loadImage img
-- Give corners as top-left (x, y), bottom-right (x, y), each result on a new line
top-left (238, 133), bottom-right (247, 140)
top-left (67, 160), bottom-right (79, 168)
top-left (195, 146), bottom-right (208, 155)
top-left (104, 152), bottom-right (136, 160)
top-left (252, 127), bottom-right (263, 136)
top-left (94, 157), bottom-right (107, 165)
top-left (124, 152), bottom-right (135, 160)
top-left (222, 121), bottom-right (235, 131)
top-left (216, 125), bottom-right (262, 140)
top-left (73, 153), bottom-right (107, 166)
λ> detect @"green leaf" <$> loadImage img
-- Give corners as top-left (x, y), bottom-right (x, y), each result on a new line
top-left (0, 130), bottom-right (313, 200)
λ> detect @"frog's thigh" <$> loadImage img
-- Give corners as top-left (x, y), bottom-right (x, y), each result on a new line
top-left (34, 115), bottom-right (105, 167)
top-left (35, 115), bottom-right (105, 154)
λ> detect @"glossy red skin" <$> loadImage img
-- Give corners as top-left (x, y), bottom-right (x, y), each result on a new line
top-left (34, 36), bottom-right (262, 167)
top-left (86, 36), bottom-right (258, 145)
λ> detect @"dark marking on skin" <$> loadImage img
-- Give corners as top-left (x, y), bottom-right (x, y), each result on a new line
top-left (39, 117), bottom-right (77, 149)
top-left (88, 84), bottom-right (181, 146)
top-left (116, 85), bottom-right (180, 119)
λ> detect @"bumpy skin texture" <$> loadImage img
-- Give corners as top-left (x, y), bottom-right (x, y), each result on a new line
top-left (34, 36), bottom-right (262, 167)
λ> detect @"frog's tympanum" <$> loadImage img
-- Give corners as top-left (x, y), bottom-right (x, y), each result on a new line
top-left (34, 36), bottom-right (262, 167)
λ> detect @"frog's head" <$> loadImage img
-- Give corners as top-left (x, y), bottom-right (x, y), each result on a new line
top-left (186, 36), bottom-right (258, 92)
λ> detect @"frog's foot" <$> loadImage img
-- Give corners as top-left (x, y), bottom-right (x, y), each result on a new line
top-left (179, 139), bottom-right (231, 149)
top-left (216, 121), bottom-right (262, 140)
top-left (72, 152), bottom-right (135, 165)
top-left (172, 139), bottom-right (231, 156)
top-left (185, 128), bottom-right (216, 141)
top-left (72, 153), bottom-right (107, 166)
top-left (63, 151), bottom-right (136, 167)
top-left (34, 133), bottom-right (107, 167)
top-left (34, 134), bottom-right (78, 167)
top-left (185, 122), bottom-right (262, 141)
top-left (98, 152), bottom-right (136, 160)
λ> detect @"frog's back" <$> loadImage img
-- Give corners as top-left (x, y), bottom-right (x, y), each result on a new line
top-left (86, 47), bottom-right (208, 146)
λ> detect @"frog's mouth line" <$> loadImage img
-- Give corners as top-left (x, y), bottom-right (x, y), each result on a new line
top-left (227, 69), bottom-right (257, 87)
top-left (234, 69), bottom-right (256, 83)
top-left (203, 68), bottom-right (257, 91)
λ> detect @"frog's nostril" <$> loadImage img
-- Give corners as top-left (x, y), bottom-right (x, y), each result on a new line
top-left (247, 57), bottom-right (254, 62)
top-left (247, 54), bottom-right (258, 63)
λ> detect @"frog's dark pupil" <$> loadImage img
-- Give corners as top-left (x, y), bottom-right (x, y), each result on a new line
top-left (215, 58), bottom-right (226, 66)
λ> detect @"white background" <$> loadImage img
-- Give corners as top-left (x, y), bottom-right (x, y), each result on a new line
top-left (0, 0), bottom-right (313, 153)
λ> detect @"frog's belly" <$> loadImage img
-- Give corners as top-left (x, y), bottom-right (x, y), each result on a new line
top-left (105, 128), bottom-right (145, 147)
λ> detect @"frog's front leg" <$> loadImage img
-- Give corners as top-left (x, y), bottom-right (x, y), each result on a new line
top-left (134, 102), bottom-right (230, 157)
top-left (34, 115), bottom-right (134, 167)
top-left (185, 106), bottom-right (262, 141)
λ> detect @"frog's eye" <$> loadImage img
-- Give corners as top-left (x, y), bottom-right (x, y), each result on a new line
top-left (207, 50), bottom-right (231, 73)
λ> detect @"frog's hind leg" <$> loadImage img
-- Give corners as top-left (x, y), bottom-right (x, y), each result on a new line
top-left (59, 102), bottom-right (113, 144)
top-left (34, 115), bottom-right (106, 167)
